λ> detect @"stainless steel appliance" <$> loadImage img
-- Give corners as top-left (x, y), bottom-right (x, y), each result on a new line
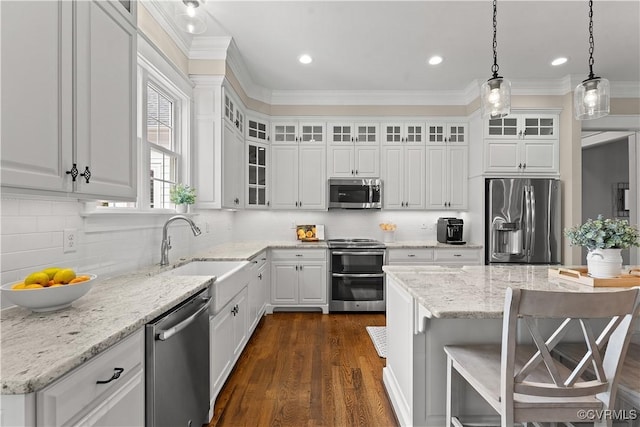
top-left (328, 239), bottom-right (386, 311)
top-left (437, 217), bottom-right (465, 244)
top-left (328, 178), bottom-right (382, 209)
top-left (146, 289), bottom-right (211, 427)
top-left (486, 178), bottom-right (561, 264)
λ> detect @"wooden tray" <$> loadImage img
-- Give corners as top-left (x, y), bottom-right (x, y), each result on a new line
top-left (548, 267), bottom-right (640, 287)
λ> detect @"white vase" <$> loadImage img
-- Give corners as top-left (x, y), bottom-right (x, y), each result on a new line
top-left (586, 248), bottom-right (623, 278)
top-left (175, 204), bottom-right (188, 214)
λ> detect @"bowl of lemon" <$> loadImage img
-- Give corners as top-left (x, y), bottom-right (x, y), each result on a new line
top-left (1, 268), bottom-right (96, 312)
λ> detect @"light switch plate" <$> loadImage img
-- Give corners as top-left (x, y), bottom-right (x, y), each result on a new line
top-left (63, 229), bottom-right (77, 253)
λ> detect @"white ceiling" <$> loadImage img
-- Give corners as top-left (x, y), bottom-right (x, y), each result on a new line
top-left (166, 1), bottom-right (640, 94)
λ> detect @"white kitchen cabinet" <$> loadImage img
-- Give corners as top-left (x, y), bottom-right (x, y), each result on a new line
top-left (426, 122), bottom-right (467, 144)
top-left (1, 0), bottom-right (137, 200)
top-left (36, 329), bottom-right (144, 427)
top-left (382, 123), bottom-right (425, 144)
top-left (387, 248), bottom-right (481, 266)
top-left (271, 121), bottom-right (325, 143)
top-left (485, 113), bottom-right (557, 140)
top-left (245, 141), bottom-right (269, 208)
top-left (327, 122), bottom-right (380, 178)
top-left (246, 115), bottom-right (270, 143)
top-left (268, 249), bottom-right (328, 313)
top-left (247, 251), bottom-right (269, 333)
top-left (222, 90), bottom-right (245, 208)
top-left (210, 287), bottom-right (248, 408)
top-left (426, 144), bottom-right (468, 209)
top-left (271, 142), bottom-right (326, 210)
top-left (387, 248), bottom-right (434, 264)
top-left (484, 139), bottom-right (558, 174)
top-left (381, 145), bottom-right (426, 209)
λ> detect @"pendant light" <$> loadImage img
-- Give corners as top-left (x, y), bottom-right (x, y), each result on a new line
top-left (480, 0), bottom-right (511, 119)
top-left (574, 0), bottom-right (610, 120)
top-left (175, 0), bottom-right (207, 35)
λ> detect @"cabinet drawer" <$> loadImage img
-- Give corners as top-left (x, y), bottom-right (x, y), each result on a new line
top-left (37, 329), bottom-right (144, 427)
top-left (387, 248), bottom-right (434, 263)
top-left (249, 251), bottom-right (268, 269)
top-left (270, 249), bottom-right (326, 261)
top-left (434, 248), bottom-right (481, 263)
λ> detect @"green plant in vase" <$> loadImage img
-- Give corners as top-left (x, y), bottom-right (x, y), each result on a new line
top-left (170, 184), bottom-right (196, 213)
top-left (564, 214), bottom-right (639, 278)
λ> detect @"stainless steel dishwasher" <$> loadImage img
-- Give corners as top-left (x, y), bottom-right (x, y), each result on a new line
top-left (146, 289), bottom-right (211, 427)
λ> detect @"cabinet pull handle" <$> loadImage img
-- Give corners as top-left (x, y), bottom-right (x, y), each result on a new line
top-left (408, 254), bottom-right (416, 257)
top-left (454, 254), bottom-right (462, 257)
top-left (518, 163), bottom-right (522, 169)
top-left (267, 201), bottom-right (270, 206)
top-left (252, 260), bottom-right (259, 264)
top-left (66, 164), bottom-right (79, 182)
top-left (258, 273), bottom-right (262, 279)
top-left (355, 170), bottom-right (358, 175)
top-left (97, 367), bottom-right (124, 384)
top-left (295, 254), bottom-right (303, 257)
top-left (295, 201), bottom-right (298, 207)
top-left (295, 265), bottom-right (298, 271)
top-left (234, 198), bottom-right (239, 205)
top-left (522, 163), bottom-right (526, 169)
top-left (80, 166), bottom-right (91, 183)
top-left (351, 170), bottom-right (354, 175)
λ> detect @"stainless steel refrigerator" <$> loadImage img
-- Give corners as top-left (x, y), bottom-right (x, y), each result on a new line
top-left (485, 178), bottom-right (561, 264)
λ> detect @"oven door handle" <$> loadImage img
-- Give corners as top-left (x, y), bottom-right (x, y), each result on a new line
top-left (331, 251), bottom-right (385, 256)
top-left (156, 297), bottom-right (211, 341)
top-left (332, 273), bottom-right (385, 278)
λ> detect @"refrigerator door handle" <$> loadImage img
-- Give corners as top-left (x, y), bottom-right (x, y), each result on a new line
top-left (529, 185), bottom-right (536, 258)
top-left (524, 186), bottom-right (532, 258)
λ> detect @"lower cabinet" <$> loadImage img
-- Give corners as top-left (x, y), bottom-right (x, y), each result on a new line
top-left (36, 330), bottom-right (144, 427)
top-left (210, 287), bottom-right (248, 410)
top-left (268, 249), bottom-right (328, 313)
top-left (247, 251), bottom-right (269, 334)
top-left (387, 247), bottom-right (481, 266)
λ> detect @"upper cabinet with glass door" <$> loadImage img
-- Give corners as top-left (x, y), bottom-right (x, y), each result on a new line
top-left (485, 113), bottom-right (557, 140)
top-left (224, 93), bottom-right (244, 136)
top-left (427, 122), bottom-right (468, 144)
top-left (271, 121), bottom-right (325, 144)
top-left (382, 123), bottom-right (425, 144)
top-left (327, 122), bottom-right (380, 178)
top-left (246, 142), bottom-right (269, 209)
top-left (247, 115), bottom-right (270, 143)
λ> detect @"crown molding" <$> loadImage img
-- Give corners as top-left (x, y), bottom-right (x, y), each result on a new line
top-left (268, 89), bottom-right (472, 106)
top-left (142, 0), bottom-right (192, 57)
top-left (189, 36), bottom-right (232, 60)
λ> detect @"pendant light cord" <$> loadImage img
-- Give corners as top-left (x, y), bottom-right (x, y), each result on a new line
top-left (587, 0), bottom-right (596, 79)
top-left (491, 0), bottom-right (500, 78)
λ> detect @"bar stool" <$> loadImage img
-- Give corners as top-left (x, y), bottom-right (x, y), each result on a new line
top-left (444, 287), bottom-right (640, 427)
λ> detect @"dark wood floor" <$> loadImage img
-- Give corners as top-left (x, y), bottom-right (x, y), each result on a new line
top-left (208, 312), bottom-right (398, 427)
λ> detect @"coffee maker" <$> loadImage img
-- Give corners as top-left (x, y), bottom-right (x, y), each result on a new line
top-left (437, 218), bottom-right (465, 244)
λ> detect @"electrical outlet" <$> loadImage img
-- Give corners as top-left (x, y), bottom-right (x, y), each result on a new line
top-left (63, 229), bottom-right (77, 253)
top-left (291, 221), bottom-right (297, 229)
top-left (205, 222), bottom-right (210, 233)
top-left (420, 223), bottom-right (428, 229)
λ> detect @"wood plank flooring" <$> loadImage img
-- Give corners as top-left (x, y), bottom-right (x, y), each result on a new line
top-left (208, 312), bottom-right (398, 427)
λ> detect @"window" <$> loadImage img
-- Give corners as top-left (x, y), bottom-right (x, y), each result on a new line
top-left (147, 84), bottom-right (178, 209)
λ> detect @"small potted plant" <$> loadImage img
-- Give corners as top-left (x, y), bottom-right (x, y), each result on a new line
top-left (170, 183), bottom-right (196, 213)
top-left (564, 214), bottom-right (640, 278)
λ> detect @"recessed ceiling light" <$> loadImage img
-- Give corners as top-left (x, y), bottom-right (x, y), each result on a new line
top-left (551, 57), bottom-right (568, 66)
top-left (298, 54), bottom-right (313, 65)
top-left (428, 55), bottom-right (443, 65)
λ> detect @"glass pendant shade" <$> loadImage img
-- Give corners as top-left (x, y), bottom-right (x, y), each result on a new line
top-left (481, 77), bottom-right (511, 119)
top-left (574, 77), bottom-right (610, 120)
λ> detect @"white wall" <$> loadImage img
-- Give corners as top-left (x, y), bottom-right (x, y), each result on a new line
top-left (0, 196), bottom-right (234, 308)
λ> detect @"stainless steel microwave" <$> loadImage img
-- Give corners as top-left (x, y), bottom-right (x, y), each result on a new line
top-left (328, 178), bottom-right (382, 209)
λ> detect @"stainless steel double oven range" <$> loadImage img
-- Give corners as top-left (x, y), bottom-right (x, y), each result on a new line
top-left (327, 239), bottom-right (386, 312)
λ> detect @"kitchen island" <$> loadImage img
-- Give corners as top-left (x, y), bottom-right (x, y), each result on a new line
top-left (382, 264), bottom-right (639, 427)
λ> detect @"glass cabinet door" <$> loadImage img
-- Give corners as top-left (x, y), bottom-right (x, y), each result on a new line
top-left (247, 142), bottom-right (268, 208)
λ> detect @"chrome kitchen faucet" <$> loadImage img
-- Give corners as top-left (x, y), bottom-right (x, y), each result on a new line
top-left (160, 215), bottom-right (202, 266)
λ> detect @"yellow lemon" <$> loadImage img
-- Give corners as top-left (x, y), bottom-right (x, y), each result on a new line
top-left (12, 282), bottom-right (26, 290)
top-left (69, 276), bottom-right (90, 284)
top-left (24, 272), bottom-right (50, 286)
top-left (25, 284), bottom-right (44, 289)
top-left (42, 267), bottom-right (62, 280)
top-left (53, 268), bottom-right (76, 284)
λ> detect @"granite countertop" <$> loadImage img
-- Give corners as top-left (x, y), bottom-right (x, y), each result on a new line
top-left (0, 239), bottom-right (326, 395)
top-left (383, 264), bottom-right (633, 319)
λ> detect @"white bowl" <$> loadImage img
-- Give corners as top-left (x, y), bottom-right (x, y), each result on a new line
top-left (1, 274), bottom-right (97, 312)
